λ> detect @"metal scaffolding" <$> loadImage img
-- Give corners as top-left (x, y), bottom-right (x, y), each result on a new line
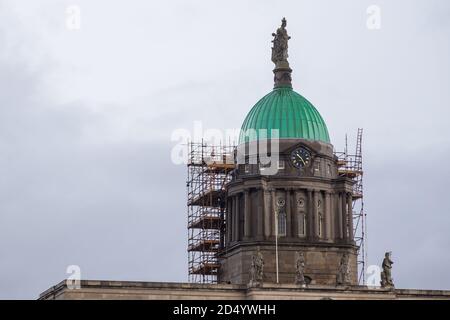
top-left (186, 141), bottom-right (235, 283)
top-left (335, 128), bottom-right (366, 284)
top-left (187, 131), bottom-right (365, 284)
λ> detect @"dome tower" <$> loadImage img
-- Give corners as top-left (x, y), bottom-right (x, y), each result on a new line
top-left (218, 19), bottom-right (358, 286)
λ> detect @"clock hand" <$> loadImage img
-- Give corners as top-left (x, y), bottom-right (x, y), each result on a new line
top-left (299, 157), bottom-right (306, 166)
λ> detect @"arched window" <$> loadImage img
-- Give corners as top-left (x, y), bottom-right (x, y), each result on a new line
top-left (277, 211), bottom-right (286, 236)
top-left (318, 212), bottom-right (323, 237)
top-left (298, 212), bottom-right (306, 237)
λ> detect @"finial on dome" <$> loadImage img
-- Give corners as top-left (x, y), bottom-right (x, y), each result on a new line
top-left (271, 18), bottom-right (292, 88)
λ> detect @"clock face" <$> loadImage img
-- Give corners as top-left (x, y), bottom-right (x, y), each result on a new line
top-left (291, 147), bottom-right (311, 168)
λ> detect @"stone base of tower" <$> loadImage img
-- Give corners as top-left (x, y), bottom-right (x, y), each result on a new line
top-left (218, 243), bottom-right (358, 286)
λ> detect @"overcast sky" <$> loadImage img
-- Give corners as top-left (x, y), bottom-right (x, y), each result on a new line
top-left (0, 0), bottom-right (449, 299)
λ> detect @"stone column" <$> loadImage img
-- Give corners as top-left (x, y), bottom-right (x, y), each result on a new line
top-left (341, 192), bottom-right (348, 241)
top-left (336, 193), bottom-right (343, 240)
top-left (263, 189), bottom-right (271, 238)
top-left (292, 191), bottom-right (299, 237)
top-left (239, 193), bottom-right (244, 241)
top-left (307, 189), bottom-right (313, 241)
top-left (230, 196), bottom-right (235, 242)
top-left (270, 189), bottom-right (276, 237)
top-left (324, 191), bottom-right (330, 240)
top-left (226, 197), bottom-right (232, 245)
top-left (327, 192), bottom-right (336, 240)
top-left (244, 190), bottom-right (251, 239)
top-left (286, 189), bottom-right (292, 238)
top-left (313, 190), bottom-right (318, 239)
top-left (347, 192), bottom-right (354, 241)
top-left (257, 189), bottom-right (264, 239)
top-left (233, 194), bottom-right (240, 242)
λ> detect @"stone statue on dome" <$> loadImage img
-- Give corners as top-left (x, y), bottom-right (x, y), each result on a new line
top-left (271, 17), bottom-right (291, 67)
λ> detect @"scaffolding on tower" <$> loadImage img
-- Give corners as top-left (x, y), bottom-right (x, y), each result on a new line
top-left (186, 141), bottom-right (235, 283)
top-left (334, 128), bottom-right (366, 285)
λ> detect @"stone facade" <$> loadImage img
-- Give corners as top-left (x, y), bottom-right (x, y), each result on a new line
top-left (219, 244), bottom-right (357, 286)
top-left (218, 139), bottom-right (358, 285)
top-left (39, 280), bottom-right (450, 300)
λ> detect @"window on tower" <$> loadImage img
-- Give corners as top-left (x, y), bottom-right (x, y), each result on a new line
top-left (298, 212), bottom-right (306, 237)
top-left (318, 212), bottom-right (323, 237)
top-left (314, 160), bottom-right (320, 174)
top-left (277, 211), bottom-right (287, 236)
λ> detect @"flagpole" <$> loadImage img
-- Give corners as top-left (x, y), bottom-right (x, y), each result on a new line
top-left (275, 209), bottom-right (279, 284)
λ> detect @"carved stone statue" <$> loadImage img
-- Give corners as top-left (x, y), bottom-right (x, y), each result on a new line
top-left (295, 251), bottom-right (306, 286)
top-left (249, 247), bottom-right (264, 287)
top-left (336, 253), bottom-right (350, 286)
top-left (271, 18), bottom-right (293, 88)
top-left (271, 17), bottom-right (291, 67)
top-left (380, 252), bottom-right (394, 288)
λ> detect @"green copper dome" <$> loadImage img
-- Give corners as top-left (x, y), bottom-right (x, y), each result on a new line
top-left (239, 87), bottom-right (330, 144)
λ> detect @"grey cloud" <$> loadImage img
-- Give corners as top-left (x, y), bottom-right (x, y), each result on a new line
top-left (0, 0), bottom-right (450, 298)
